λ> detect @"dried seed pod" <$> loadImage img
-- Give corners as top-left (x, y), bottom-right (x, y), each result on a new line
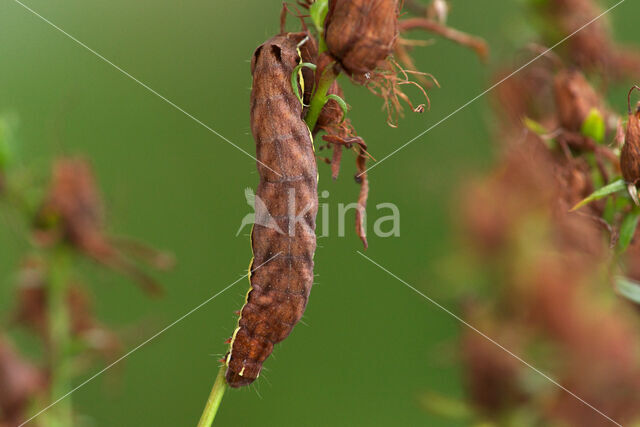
top-left (324, 0), bottom-right (399, 77)
top-left (225, 34), bottom-right (318, 388)
top-left (553, 69), bottom-right (603, 132)
top-left (621, 88), bottom-right (640, 203)
top-left (322, 1), bottom-right (432, 126)
top-left (493, 59), bottom-right (555, 138)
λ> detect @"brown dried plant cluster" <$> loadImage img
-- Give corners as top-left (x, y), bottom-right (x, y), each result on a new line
top-left (432, 0), bottom-right (640, 424)
top-left (459, 141), bottom-right (640, 425)
top-left (34, 158), bottom-right (172, 295)
top-left (534, 0), bottom-right (640, 80)
top-left (0, 155), bottom-right (171, 425)
top-left (322, 0), bottom-right (487, 126)
top-left (305, 0), bottom-right (486, 245)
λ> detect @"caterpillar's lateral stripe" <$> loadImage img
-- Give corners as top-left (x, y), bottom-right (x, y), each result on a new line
top-left (225, 34), bottom-right (318, 388)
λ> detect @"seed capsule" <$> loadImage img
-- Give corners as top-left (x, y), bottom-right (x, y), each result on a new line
top-left (621, 87), bottom-right (640, 204)
top-left (553, 69), bottom-right (602, 133)
top-left (324, 0), bottom-right (399, 77)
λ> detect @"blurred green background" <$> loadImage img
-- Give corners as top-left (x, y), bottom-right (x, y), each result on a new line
top-left (0, 0), bottom-right (638, 426)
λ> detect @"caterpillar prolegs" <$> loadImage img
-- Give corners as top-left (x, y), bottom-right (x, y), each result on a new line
top-left (225, 34), bottom-right (318, 388)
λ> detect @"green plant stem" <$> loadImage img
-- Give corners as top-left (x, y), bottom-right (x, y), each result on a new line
top-left (47, 246), bottom-right (73, 427)
top-left (305, 68), bottom-right (339, 133)
top-left (318, 38), bottom-right (328, 54)
top-left (197, 365), bottom-right (228, 427)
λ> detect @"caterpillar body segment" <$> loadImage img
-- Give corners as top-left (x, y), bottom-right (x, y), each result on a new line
top-left (225, 35), bottom-right (318, 388)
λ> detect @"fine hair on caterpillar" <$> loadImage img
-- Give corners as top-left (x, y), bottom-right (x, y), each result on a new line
top-left (224, 34), bottom-right (318, 388)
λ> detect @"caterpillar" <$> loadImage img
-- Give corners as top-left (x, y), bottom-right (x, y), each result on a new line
top-left (225, 34), bottom-right (318, 388)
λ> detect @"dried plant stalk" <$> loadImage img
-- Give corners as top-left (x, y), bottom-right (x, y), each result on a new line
top-left (398, 18), bottom-right (488, 60)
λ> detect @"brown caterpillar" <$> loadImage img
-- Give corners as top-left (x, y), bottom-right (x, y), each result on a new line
top-left (224, 34), bottom-right (318, 388)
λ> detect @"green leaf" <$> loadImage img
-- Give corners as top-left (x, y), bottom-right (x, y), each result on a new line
top-left (615, 276), bottom-right (640, 305)
top-left (523, 117), bottom-right (548, 136)
top-left (570, 179), bottom-right (626, 211)
top-left (617, 208), bottom-right (640, 253)
top-left (309, 0), bottom-right (329, 34)
top-left (325, 93), bottom-right (348, 123)
top-left (602, 194), bottom-right (616, 224)
top-left (580, 108), bottom-right (605, 144)
top-left (419, 392), bottom-right (474, 420)
top-left (291, 62), bottom-right (317, 105)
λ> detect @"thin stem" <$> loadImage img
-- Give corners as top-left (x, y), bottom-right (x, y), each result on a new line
top-left (197, 365), bottom-right (228, 427)
top-left (305, 67), bottom-right (339, 133)
top-left (399, 18), bottom-right (489, 61)
top-left (47, 246), bottom-right (74, 427)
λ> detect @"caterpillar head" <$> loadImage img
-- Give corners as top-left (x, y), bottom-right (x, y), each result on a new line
top-left (251, 36), bottom-right (301, 75)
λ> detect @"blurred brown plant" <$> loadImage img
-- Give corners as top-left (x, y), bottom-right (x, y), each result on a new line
top-left (33, 157), bottom-right (172, 295)
top-left (430, 2), bottom-right (640, 423)
top-left (457, 139), bottom-right (640, 425)
top-left (0, 336), bottom-right (46, 426)
top-left (534, 0), bottom-right (640, 80)
top-left (0, 145), bottom-right (172, 425)
top-left (14, 257), bottom-right (122, 362)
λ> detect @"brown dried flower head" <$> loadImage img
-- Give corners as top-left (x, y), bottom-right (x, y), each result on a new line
top-left (324, 0), bottom-right (399, 77)
top-left (460, 312), bottom-right (526, 415)
top-left (33, 157), bottom-right (171, 294)
top-left (535, 0), bottom-right (640, 81)
top-left (34, 157), bottom-right (104, 250)
top-left (553, 69), bottom-right (603, 132)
